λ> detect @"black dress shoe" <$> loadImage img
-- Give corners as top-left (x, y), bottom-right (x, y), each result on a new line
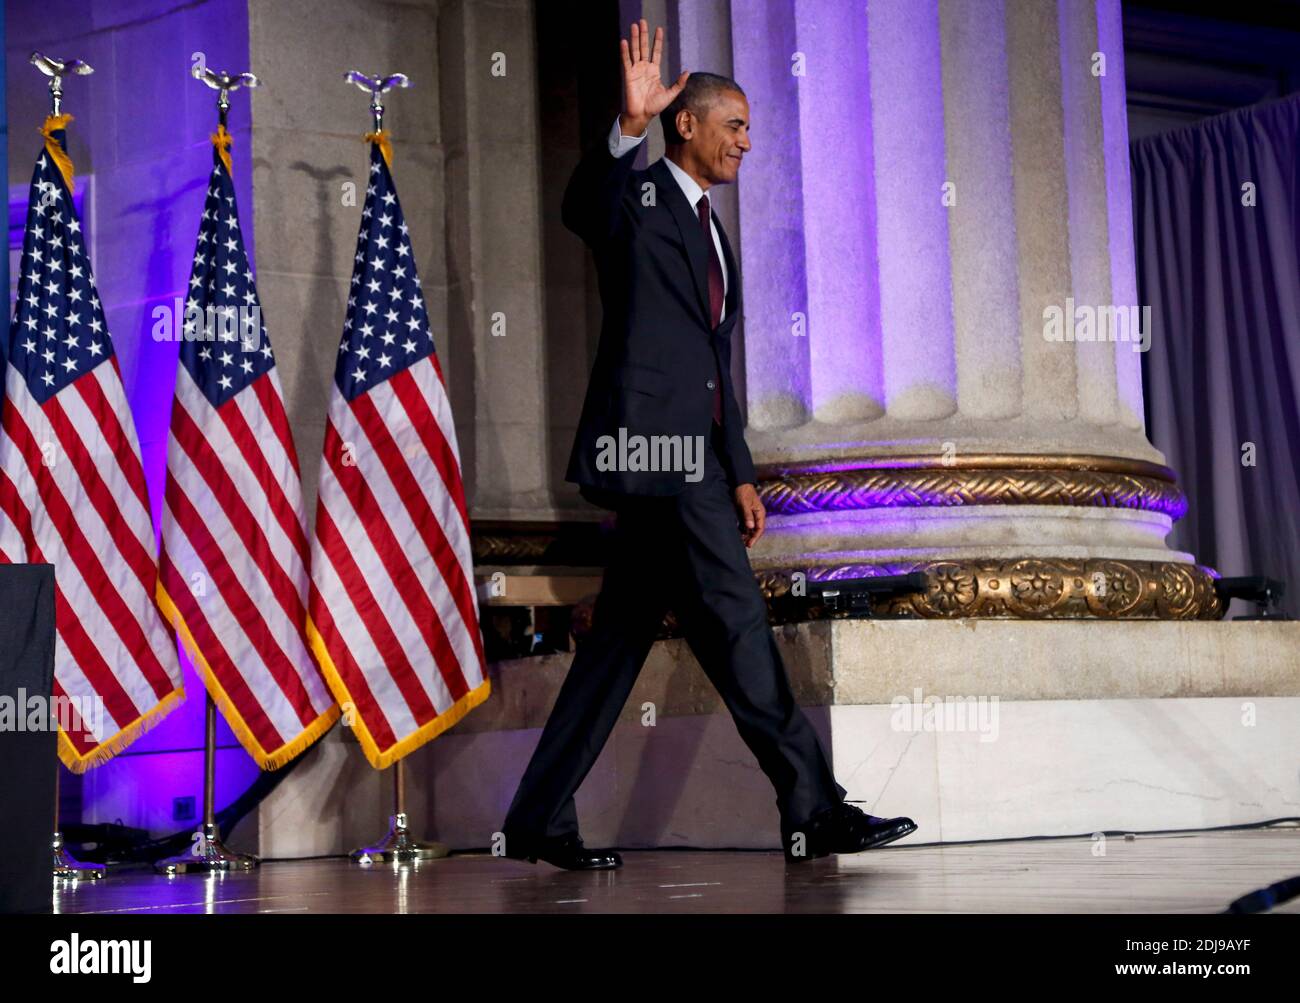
top-left (783, 802), bottom-right (917, 862)
top-left (503, 831), bottom-right (623, 870)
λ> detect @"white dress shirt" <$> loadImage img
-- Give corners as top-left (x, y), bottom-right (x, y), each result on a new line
top-left (607, 117), bottom-right (729, 319)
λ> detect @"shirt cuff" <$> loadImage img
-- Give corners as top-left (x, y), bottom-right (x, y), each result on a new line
top-left (608, 116), bottom-right (649, 157)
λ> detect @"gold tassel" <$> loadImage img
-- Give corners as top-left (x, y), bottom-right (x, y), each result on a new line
top-left (38, 113), bottom-right (76, 190)
top-left (364, 128), bottom-right (393, 167)
top-left (210, 123), bottom-right (233, 175)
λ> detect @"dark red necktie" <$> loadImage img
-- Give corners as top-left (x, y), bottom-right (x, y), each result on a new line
top-left (698, 193), bottom-right (725, 425)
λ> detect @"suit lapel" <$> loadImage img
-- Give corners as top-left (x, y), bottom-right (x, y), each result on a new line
top-left (651, 158), bottom-right (713, 328)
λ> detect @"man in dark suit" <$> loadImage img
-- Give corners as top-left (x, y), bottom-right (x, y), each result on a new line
top-left (501, 19), bottom-right (916, 869)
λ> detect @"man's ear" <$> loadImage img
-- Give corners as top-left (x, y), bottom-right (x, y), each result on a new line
top-left (674, 107), bottom-right (694, 142)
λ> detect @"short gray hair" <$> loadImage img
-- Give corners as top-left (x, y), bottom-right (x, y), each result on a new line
top-left (659, 72), bottom-right (745, 145)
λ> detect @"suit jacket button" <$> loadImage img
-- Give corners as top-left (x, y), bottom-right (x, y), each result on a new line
top-left (706, 379), bottom-right (717, 391)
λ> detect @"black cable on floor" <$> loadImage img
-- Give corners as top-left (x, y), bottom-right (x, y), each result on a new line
top-left (874, 815), bottom-right (1300, 850)
top-left (1224, 875), bottom-right (1300, 914)
top-left (65, 735), bottom-right (316, 865)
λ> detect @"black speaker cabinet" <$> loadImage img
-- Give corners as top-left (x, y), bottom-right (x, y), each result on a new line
top-left (0, 564), bottom-right (57, 913)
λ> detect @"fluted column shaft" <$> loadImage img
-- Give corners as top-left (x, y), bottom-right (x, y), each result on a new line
top-left (720, 0), bottom-right (1213, 614)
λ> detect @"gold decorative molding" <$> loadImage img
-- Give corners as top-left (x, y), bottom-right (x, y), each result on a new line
top-left (758, 558), bottom-right (1224, 620)
top-left (758, 453), bottom-right (1178, 479)
top-left (469, 519), bottom-right (607, 566)
top-left (472, 533), bottom-right (555, 562)
top-left (756, 453), bottom-right (1186, 519)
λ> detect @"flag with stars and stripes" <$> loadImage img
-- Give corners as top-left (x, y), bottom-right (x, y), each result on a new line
top-left (307, 137), bottom-right (488, 769)
top-left (0, 117), bottom-right (184, 771)
top-left (157, 128), bottom-right (338, 769)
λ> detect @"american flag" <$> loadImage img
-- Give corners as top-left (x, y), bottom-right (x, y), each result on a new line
top-left (158, 136), bottom-right (338, 769)
top-left (307, 140), bottom-right (488, 768)
top-left (0, 121), bottom-right (184, 771)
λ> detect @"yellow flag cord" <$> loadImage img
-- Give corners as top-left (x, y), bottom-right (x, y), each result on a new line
top-left (39, 113), bottom-right (75, 189)
top-left (364, 128), bottom-right (393, 167)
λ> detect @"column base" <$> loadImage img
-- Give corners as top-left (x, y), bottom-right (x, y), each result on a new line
top-left (752, 452), bottom-right (1220, 619)
top-left (758, 557), bottom-right (1223, 620)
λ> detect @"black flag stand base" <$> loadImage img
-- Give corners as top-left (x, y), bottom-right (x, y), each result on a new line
top-left (351, 758), bottom-right (448, 864)
top-left (155, 695), bottom-right (259, 875)
top-left (52, 768), bottom-right (104, 881)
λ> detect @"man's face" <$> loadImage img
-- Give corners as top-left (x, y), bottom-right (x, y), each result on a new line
top-left (680, 89), bottom-right (751, 186)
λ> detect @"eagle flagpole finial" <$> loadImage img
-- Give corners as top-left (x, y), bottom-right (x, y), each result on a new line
top-left (192, 65), bottom-right (261, 128)
top-left (30, 52), bottom-right (94, 117)
top-left (343, 70), bottom-right (411, 134)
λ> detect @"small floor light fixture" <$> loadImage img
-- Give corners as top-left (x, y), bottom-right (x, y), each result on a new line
top-left (1213, 576), bottom-right (1289, 621)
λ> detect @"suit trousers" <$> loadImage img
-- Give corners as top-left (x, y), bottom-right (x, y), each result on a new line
top-left (503, 423), bottom-right (844, 841)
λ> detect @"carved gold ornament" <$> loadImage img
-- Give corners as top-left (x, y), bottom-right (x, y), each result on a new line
top-left (758, 558), bottom-right (1223, 620)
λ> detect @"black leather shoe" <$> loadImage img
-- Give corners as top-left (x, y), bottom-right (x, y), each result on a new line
top-left (783, 802), bottom-right (917, 862)
top-left (503, 831), bottom-right (623, 870)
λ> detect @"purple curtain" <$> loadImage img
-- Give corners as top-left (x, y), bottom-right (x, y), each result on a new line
top-left (1132, 94), bottom-right (1300, 618)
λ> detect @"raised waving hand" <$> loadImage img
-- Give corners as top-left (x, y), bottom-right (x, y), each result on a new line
top-left (619, 19), bottom-right (689, 137)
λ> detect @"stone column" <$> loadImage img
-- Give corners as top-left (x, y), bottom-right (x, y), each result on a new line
top-left (439, 0), bottom-right (558, 522)
top-left (724, 0), bottom-right (1219, 619)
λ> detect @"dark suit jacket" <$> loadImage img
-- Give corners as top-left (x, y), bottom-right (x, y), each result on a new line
top-left (562, 140), bottom-right (757, 505)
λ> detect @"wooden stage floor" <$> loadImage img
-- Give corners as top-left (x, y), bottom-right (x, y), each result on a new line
top-left (51, 829), bottom-right (1300, 914)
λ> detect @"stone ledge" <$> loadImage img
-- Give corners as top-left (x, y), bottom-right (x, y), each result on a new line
top-left (826, 619), bottom-right (1300, 703)
top-left (467, 619), bottom-right (1300, 734)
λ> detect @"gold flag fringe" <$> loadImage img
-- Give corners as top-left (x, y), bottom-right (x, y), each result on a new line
top-left (210, 123), bottom-right (234, 175)
top-left (157, 583), bottom-right (341, 771)
top-left (39, 113), bottom-right (75, 189)
top-left (306, 614), bottom-right (491, 770)
top-left (364, 128), bottom-right (393, 167)
top-left (37, 107), bottom-right (177, 774)
top-left (58, 685), bottom-right (186, 774)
